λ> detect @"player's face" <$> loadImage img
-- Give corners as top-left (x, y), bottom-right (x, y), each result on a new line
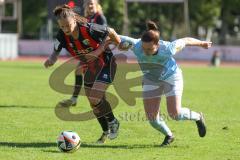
top-left (142, 41), bottom-right (159, 55)
top-left (87, 0), bottom-right (97, 15)
top-left (58, 17), bottom-right (76, 35)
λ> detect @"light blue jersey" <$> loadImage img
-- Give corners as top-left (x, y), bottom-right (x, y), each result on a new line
top-left (120, 35), bottom-right (186, 81)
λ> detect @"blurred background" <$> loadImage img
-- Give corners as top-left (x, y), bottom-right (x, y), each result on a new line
top-left (0, 0), bottom-right (240, 62)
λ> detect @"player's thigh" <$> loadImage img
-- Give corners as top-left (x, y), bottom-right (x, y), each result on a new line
top-left (142, 79), bottom-right (163, 120)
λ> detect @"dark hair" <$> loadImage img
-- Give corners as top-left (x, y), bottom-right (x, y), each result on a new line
top-left (141, 21), bottom-right (160, 44)
top-left (53, 4), bottom-right (87, 24)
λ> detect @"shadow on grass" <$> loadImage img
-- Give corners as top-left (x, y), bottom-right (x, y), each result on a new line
top-left (79, 142), bottom-right (169, 149)
top-left (0, 105), bottom-right (53, 109)
top-left (43, 143), bottom-right (179, 153)
top-left (42, 150), bottom-right (60, 153)
top-left (0, 142), bottom-right (56, 148)
top-left (0, 141), bottom-right (176, 150)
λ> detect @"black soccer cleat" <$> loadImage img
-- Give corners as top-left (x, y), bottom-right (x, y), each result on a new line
top-left (58, 99), bottom-right (77, 107)
top-left (196, 112), bottom-right (206, 137)
top-left (160, 135), bottom-right (175, 147)
top-left (96, 131), bottom-right (109, 144)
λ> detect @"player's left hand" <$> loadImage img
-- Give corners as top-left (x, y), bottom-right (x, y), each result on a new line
top-left (118, 41), bottom-right (133, 51)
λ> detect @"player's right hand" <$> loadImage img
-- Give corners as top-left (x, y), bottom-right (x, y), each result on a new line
top-left (201, 41), bottom-right (212, 49)
top-left (44, 59), bottom-right (54, 68)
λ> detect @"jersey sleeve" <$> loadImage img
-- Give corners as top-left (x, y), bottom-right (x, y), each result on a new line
top-left (96, 14), bottom-right (107, 26)
top-left (89, 23), bottom-right (109, 43)
top-left (54, 30), bottom-right (66, 53)
top-left (167, 39), bottom-right (186, 55)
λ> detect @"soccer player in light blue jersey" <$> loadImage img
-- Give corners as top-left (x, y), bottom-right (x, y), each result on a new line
top-left (118, 21), bottom-right (212, 146)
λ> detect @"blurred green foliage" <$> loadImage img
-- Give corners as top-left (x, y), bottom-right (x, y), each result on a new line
top-left (22, 0), bottom-right (47, 39)
top-left (14, 0), bottom-right (240, 43)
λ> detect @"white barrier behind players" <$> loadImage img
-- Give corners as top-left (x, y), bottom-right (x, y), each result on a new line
top-left (0, 33), bottom-right (18, 60)
top-left (6, 39), bottom-right (240, 62)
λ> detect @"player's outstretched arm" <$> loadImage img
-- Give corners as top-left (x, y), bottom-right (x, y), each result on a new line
top-left (118, 35), bottom-right (138, 51)
top-left (181, 37), bottom-right (212, 49)
top-left (107, 27), bottom-right (121, 46)
top-left (44, 51), bottom-right (59, 68)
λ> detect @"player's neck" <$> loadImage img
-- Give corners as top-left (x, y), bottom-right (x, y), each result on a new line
top-left (71, 25), bottom-right (79, 40)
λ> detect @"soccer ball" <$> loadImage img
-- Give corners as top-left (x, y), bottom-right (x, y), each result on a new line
top-left (57, 131), bottom-right (81, 152)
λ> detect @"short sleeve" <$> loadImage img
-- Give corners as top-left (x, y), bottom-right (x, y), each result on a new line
top-left (89, 23), bottom-right (109, 42)
top-left (54, 30), bottom-right (66, 52)
top-left (168, 39), bottom-right (186, 55)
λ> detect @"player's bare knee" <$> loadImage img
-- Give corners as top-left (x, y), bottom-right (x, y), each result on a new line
top-left (88, 97), bottom-right (101, 106)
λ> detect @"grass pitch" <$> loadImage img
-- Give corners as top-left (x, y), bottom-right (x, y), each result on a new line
top-left (0, 61), bottom-right (239, 160)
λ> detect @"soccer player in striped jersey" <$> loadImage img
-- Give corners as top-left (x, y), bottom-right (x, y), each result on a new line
top-left (118, 21), bottom-right (211, 146)
top-left (44, 4), bottom-right (120, 144)
top-left (58, 1), bottom-right (113, 144)
top-left (60, 0), bottom-right (108, 108)
top-left (84, 0), bottom-right (107, 25)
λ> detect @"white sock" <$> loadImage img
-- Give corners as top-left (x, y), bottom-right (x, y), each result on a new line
top-left (177, 107), bottom-right (200, 121)
top-left (149, 117), bottom-right (173, 137)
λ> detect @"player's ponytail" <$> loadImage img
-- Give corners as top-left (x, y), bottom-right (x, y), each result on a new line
top-left (146, 21), bottom-right (158, 31)
top-left (53, 4), bottom-right (87, 24)
top-left (141, 21), bottom-right (160, 44)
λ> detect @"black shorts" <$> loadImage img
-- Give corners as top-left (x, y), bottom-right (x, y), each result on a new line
top-left (83, 56), bottom-right (117, 88)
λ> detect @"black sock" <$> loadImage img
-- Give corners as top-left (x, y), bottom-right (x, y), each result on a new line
top-left (72, 75), bottom-right (83, 98)
top-left (96, 116), bottom-right (109, 132)
top-left (103, 100), bottom-right (115, 122)
top-left (91, 98), bottom-right (116, 129)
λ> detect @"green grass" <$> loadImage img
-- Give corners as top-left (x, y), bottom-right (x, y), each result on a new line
top-left (0, 61), bottom-right (240, 160)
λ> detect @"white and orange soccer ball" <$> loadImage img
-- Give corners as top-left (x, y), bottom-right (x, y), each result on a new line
top-left (57, 131), bottom-right (81, 152)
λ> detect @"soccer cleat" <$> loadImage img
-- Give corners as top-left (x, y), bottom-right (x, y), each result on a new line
top-left (160, 135), bottom-right (175, 147)
top-left (96, 131), bottom-right (109, 144)
top-left (196, 112), bottom-right (206, 137)
top-left (58, 99), bottom-right (77, 107)
top-left (108, 119), bottom-right (120, 140)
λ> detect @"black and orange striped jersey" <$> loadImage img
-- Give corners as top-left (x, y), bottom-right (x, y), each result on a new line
top-left (54, 22), bottom-right (110, 65)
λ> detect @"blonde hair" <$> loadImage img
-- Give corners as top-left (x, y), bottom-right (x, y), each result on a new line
top-left (53, 4), bottom-right (88, 24)
top-left (84, 0), bottom-right (103, 17)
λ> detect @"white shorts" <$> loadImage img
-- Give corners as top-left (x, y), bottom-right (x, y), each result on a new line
top-left (142, 68), bottom-right (183, 98)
